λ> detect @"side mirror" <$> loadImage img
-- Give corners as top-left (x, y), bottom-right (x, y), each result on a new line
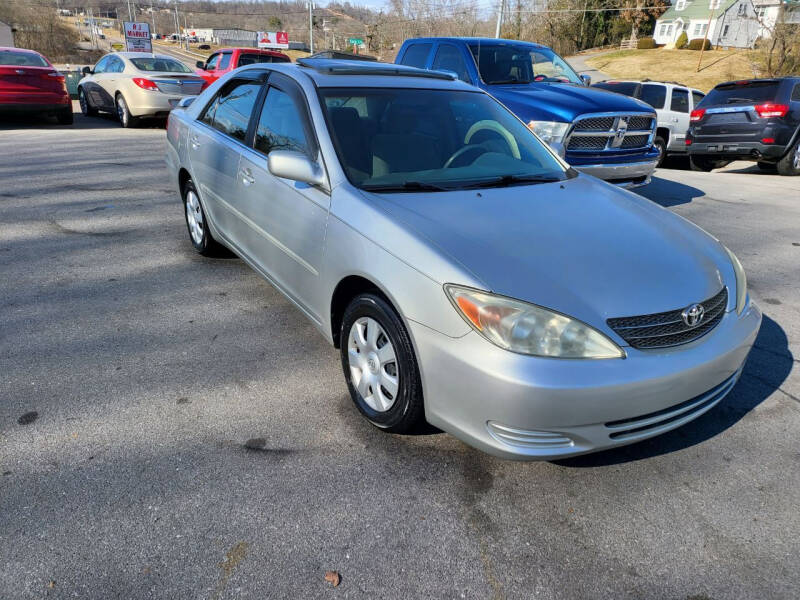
top-left (82, 66), bottom-right (92, 75)
top-left (580, 74), bottom-right (592, 86)
top-left (267, 150), bottom-right (326, 187)
top-left (195, 60), bottom-right (205, 70)
top-left (177, 96), bottom-right (196, 109)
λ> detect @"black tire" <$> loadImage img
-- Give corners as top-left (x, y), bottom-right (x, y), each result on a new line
top-left (56, 107), bottom-right (73, 125)
top-left (340, 293), bottom-right (424, 434)
top-left (690, 156), bottom-right (729, 172)
top-left (654, 136), bottom-right (667, 168)
top-left (78, 87), bottom-right (97, 117)
top-left (182, 179), bottom-right (227, 257)
top-left (115, 93), bottom-right (136, 128)
top-left (757, 161), bottom-right (777, 172)
top-left (776, 138), bottom-right (800, 176)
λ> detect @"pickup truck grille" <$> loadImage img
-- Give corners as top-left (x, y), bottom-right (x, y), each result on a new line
top-left (567, 113), bottom-right (655, 152)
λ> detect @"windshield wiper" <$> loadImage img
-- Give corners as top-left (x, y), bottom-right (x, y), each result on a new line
top-left (458, 174), bottom-right (562, 189)
top-left (361, 180), bottom-right (452, 192)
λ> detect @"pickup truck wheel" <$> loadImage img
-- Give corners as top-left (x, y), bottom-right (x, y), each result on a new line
top-left (690, 156), bottom-right (729, 172)
top-left (340, 294), bottom-right (424, 434)
top-left (776, 139), bottom-right (800, 176)
top-left (654, 136), bottom-right (667, 168)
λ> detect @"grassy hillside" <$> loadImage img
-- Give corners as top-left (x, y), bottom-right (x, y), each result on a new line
top-left (586, 49), bottom-right (760, 92)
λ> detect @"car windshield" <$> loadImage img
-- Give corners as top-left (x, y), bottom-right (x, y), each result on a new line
top-left (468, 42), bottom-right (581, 85)
top-left (702, 80), bottom-right (780, 105)
top-left (0, 50), bottom-right (49, 67)
top-left (130, 57), bottom-right (192, 73)
top-left (319, 87), bottom-right (570, 191)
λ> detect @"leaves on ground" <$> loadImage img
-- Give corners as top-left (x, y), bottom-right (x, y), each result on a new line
top-left (324, 570), bottom-right (341, 587)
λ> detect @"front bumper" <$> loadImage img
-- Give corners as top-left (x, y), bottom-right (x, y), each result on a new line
top-left (410, 302), bottom-right (761, 460)
top-left (572, 159), bottom-right (658, 189)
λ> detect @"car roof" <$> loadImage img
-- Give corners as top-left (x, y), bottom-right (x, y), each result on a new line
top-left (112, 51), bottom-right (178, 60)
top-left (217, 47), bottom-right (288, 55)
top-left (0, 46), bottom-right (44, 55)
top-left (236, 60), bottom-right (480, 91)
top-left (404, 37), bottom-right (549, 50)
top-left (596, 79), bottom-right (704, 92)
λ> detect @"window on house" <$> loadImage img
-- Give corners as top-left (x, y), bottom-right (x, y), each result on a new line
top-left (738, 3), bottom-right (746, 15)
top-left (694, 23), bottom-right (702, 35)
top-left (709, 0), bottom-right (720, 8)
top-left (722, 24), bottom-right (730, 36)
top-left (667, 24), bottom-right (674, 36)
top-left (660, 24), bottom-right (667, 36)
top-left (702, 23), bottom-right (708, 34)
top-left (676, 0), bottom-right (686, 9)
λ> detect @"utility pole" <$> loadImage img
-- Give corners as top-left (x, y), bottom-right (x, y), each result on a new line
top-left (88, 6), bottom-right (96, 49)
top-left (696, 1), bottom-right (717, 71)
top-left (184, 14), bottom-right (189, 49)
top-left (126, 0), bottom-right (133, 22)
top-left (173, 3), bottom-right (180, 41)
top-left (494, 0), bottom-right (504, 39)
top-left (308, 1), bottom-right (314, 54)
top-left (150, 2), bottom-right (156, 36)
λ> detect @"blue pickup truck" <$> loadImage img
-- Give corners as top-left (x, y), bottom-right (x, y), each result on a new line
top-left (395, 38), bottom-right (660, 188)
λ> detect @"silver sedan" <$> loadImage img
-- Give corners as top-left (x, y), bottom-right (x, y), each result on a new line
top-left (165, 60), bottom-right (761, 460)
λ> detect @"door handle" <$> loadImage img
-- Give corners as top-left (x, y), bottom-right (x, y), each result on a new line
top-left (189, 135), bottom-right (200, 149)
top-left (671, 117), bottom-right (679, 123)
top-left (240, 167), bottom-right (255, 186)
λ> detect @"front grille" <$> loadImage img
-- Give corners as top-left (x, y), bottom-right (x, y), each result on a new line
top-left (604, 370), bottom-right (739, 441)
top-left (567, 113), bottom-right (654, 152)
top-left (607, 287), bottom-right (728, 349)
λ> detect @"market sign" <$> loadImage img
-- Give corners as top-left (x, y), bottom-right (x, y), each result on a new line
top-left (257, 31), bottom-right (289, 49)
top-left (124, 21), bottom-right (152, 53)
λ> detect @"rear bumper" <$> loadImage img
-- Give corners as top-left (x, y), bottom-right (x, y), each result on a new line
top-left (0, 101), bottom-right (71, 114)
top-left (688, 141), bottom-right (788, 162)
top-left (573, 159), bottom-right (658, 189)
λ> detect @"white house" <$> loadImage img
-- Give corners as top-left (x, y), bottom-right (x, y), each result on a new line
top-left (653, 0), bottom-right (763, 48)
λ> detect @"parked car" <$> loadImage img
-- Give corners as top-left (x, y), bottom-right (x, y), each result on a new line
top-left (0, 47), bottom-right (72, 124)
top-left (592, 80), bottom-right (705, 166)
top-left (195, 48), bottom-right (291, 86)
top-left (198, 44), bottom-right (211, 50)
top-left (78, 52), bottom-right (206, 127)
top-left (165, 59), bottom-right (760, 459)
top-left (395, 38), bottom-right (659, 188)
top-left (687, 77), bottom-right (800, 175)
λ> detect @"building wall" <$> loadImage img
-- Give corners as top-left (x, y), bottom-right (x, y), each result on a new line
top-left (714, 0), bottom-right (762, 48)
top-left (0, 21), bottom-right (14, 47)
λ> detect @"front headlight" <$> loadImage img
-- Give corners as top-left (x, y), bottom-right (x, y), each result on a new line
top-left (445, 285), bottom-right (624, 359)
top-left (724, 246), bottom-right (748, 314)
top-left (527, 120), bottom-right (570, 145)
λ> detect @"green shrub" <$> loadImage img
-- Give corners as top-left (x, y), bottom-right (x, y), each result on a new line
top-left (638, 37), bottom-right (656, 49)
top-left (676, 31), bottom-right (688, 49)
top-left (687, 38), bottom-right (712, 50)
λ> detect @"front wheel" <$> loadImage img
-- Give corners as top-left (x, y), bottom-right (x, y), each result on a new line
top-left (115, 94), bottom-right (136, 128)
top-left (182, 179), bottom-right (226, 256)
top-left (340, 294), bottom-right (424, 434)
top-left (776, 139), bottom-right (800, 176)
top-left (653, 136), bottom-right (667, 168)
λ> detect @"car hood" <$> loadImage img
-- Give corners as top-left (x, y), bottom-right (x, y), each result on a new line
top-left (488, 83), bottom-right (653, 123)
top-left (366, 175), bottom-right (728, 330)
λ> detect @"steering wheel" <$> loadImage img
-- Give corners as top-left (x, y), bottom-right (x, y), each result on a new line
top-left (464, 120), bottom-right (521, 159)
top-left (443, 144), bottom-right (489, 169)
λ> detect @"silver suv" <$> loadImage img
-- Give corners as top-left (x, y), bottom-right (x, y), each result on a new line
top-left (593, 80), bottom-right (705, 166)
top-left (165, 60), bottom-right (759, 460)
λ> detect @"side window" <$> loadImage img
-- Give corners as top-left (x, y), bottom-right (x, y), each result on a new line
top-left (640, 84), bottom-right (666, 109)
top-left (94, 56), bottom-right (110, 74)
top-left (218, 53), bottom-right (232, 70)
top-left (431, 44), bottom-right (470, 82)
top-left (202, 79), bottom-right (262, 141)
top-left (670, 88), bottom-right (690, 113)
top-left (399, 43), bottom-right (432, 69)
top-left (205, 53), bottom-right (220, 70)
top-left (110, 57), bottom-right (124, 73)
top-left (692, 90), bottom-right (705, 107)
top-left (791, 84), bottom-right (800, 101)
top-left (254, 87), bottom-right (311, 156)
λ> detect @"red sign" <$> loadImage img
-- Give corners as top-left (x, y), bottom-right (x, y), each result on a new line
top-left (257, 31), bottom-right (289, 49)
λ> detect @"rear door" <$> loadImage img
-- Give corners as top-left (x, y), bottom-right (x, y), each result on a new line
top-left (85, 56), bottom-right (114, 109)
top-left (235, 73), bottom-right (329, 316)
top-left (187, 74), bottom-right (265, 238)
top-left (666, 86), bottom-right (690, 149)
top-left (693, 80), bottom-right (783, 145)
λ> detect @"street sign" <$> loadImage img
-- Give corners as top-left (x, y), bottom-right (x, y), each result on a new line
top-left (348, 38), bottom-right (364, 46)
top-left (257, 31), bottom-right (289, 49)
top-left (124, 21), bottom-right (152, 53)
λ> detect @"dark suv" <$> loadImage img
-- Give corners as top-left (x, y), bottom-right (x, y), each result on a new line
top-left (686, 77), bottom-right (800, 175)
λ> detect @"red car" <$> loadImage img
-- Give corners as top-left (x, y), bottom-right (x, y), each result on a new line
top-left (195, 48), bottom-right (290, 86)
top-left (0, 47), bottom-right (72, 124)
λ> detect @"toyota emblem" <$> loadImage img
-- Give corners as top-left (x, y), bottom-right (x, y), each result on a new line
top-left (681, 303), bottom-right (705, 328)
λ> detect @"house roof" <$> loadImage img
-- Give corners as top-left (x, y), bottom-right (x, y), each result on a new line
top-left (658, 0), bottom-right (738, 22)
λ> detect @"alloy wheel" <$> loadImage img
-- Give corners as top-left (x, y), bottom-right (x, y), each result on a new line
top-left (794, 144), bottom-right (800, 170)
top-left (116, 96), bottom-right (128, 126)
top-left (79, 89), bottom-right (88, 115)
top-left (347, 317), bottom-right (399, 412)
top-left (185, 189), bottom-right (204, 245)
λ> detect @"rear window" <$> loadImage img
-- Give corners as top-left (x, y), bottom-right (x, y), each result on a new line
top-left (238, 53), bottom-right (290, 66)
top-left (703, 80), bottom-right (781, 105)
top-left (593, 82), bottom-right (638, 97)
top-left (130, 57), bottom-right (191, 73)
top-left (0, 50), bottom-right (49, 67)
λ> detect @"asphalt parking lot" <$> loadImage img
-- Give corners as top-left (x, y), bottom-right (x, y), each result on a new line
top-left (1, 107), bottom-right (799, 600)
